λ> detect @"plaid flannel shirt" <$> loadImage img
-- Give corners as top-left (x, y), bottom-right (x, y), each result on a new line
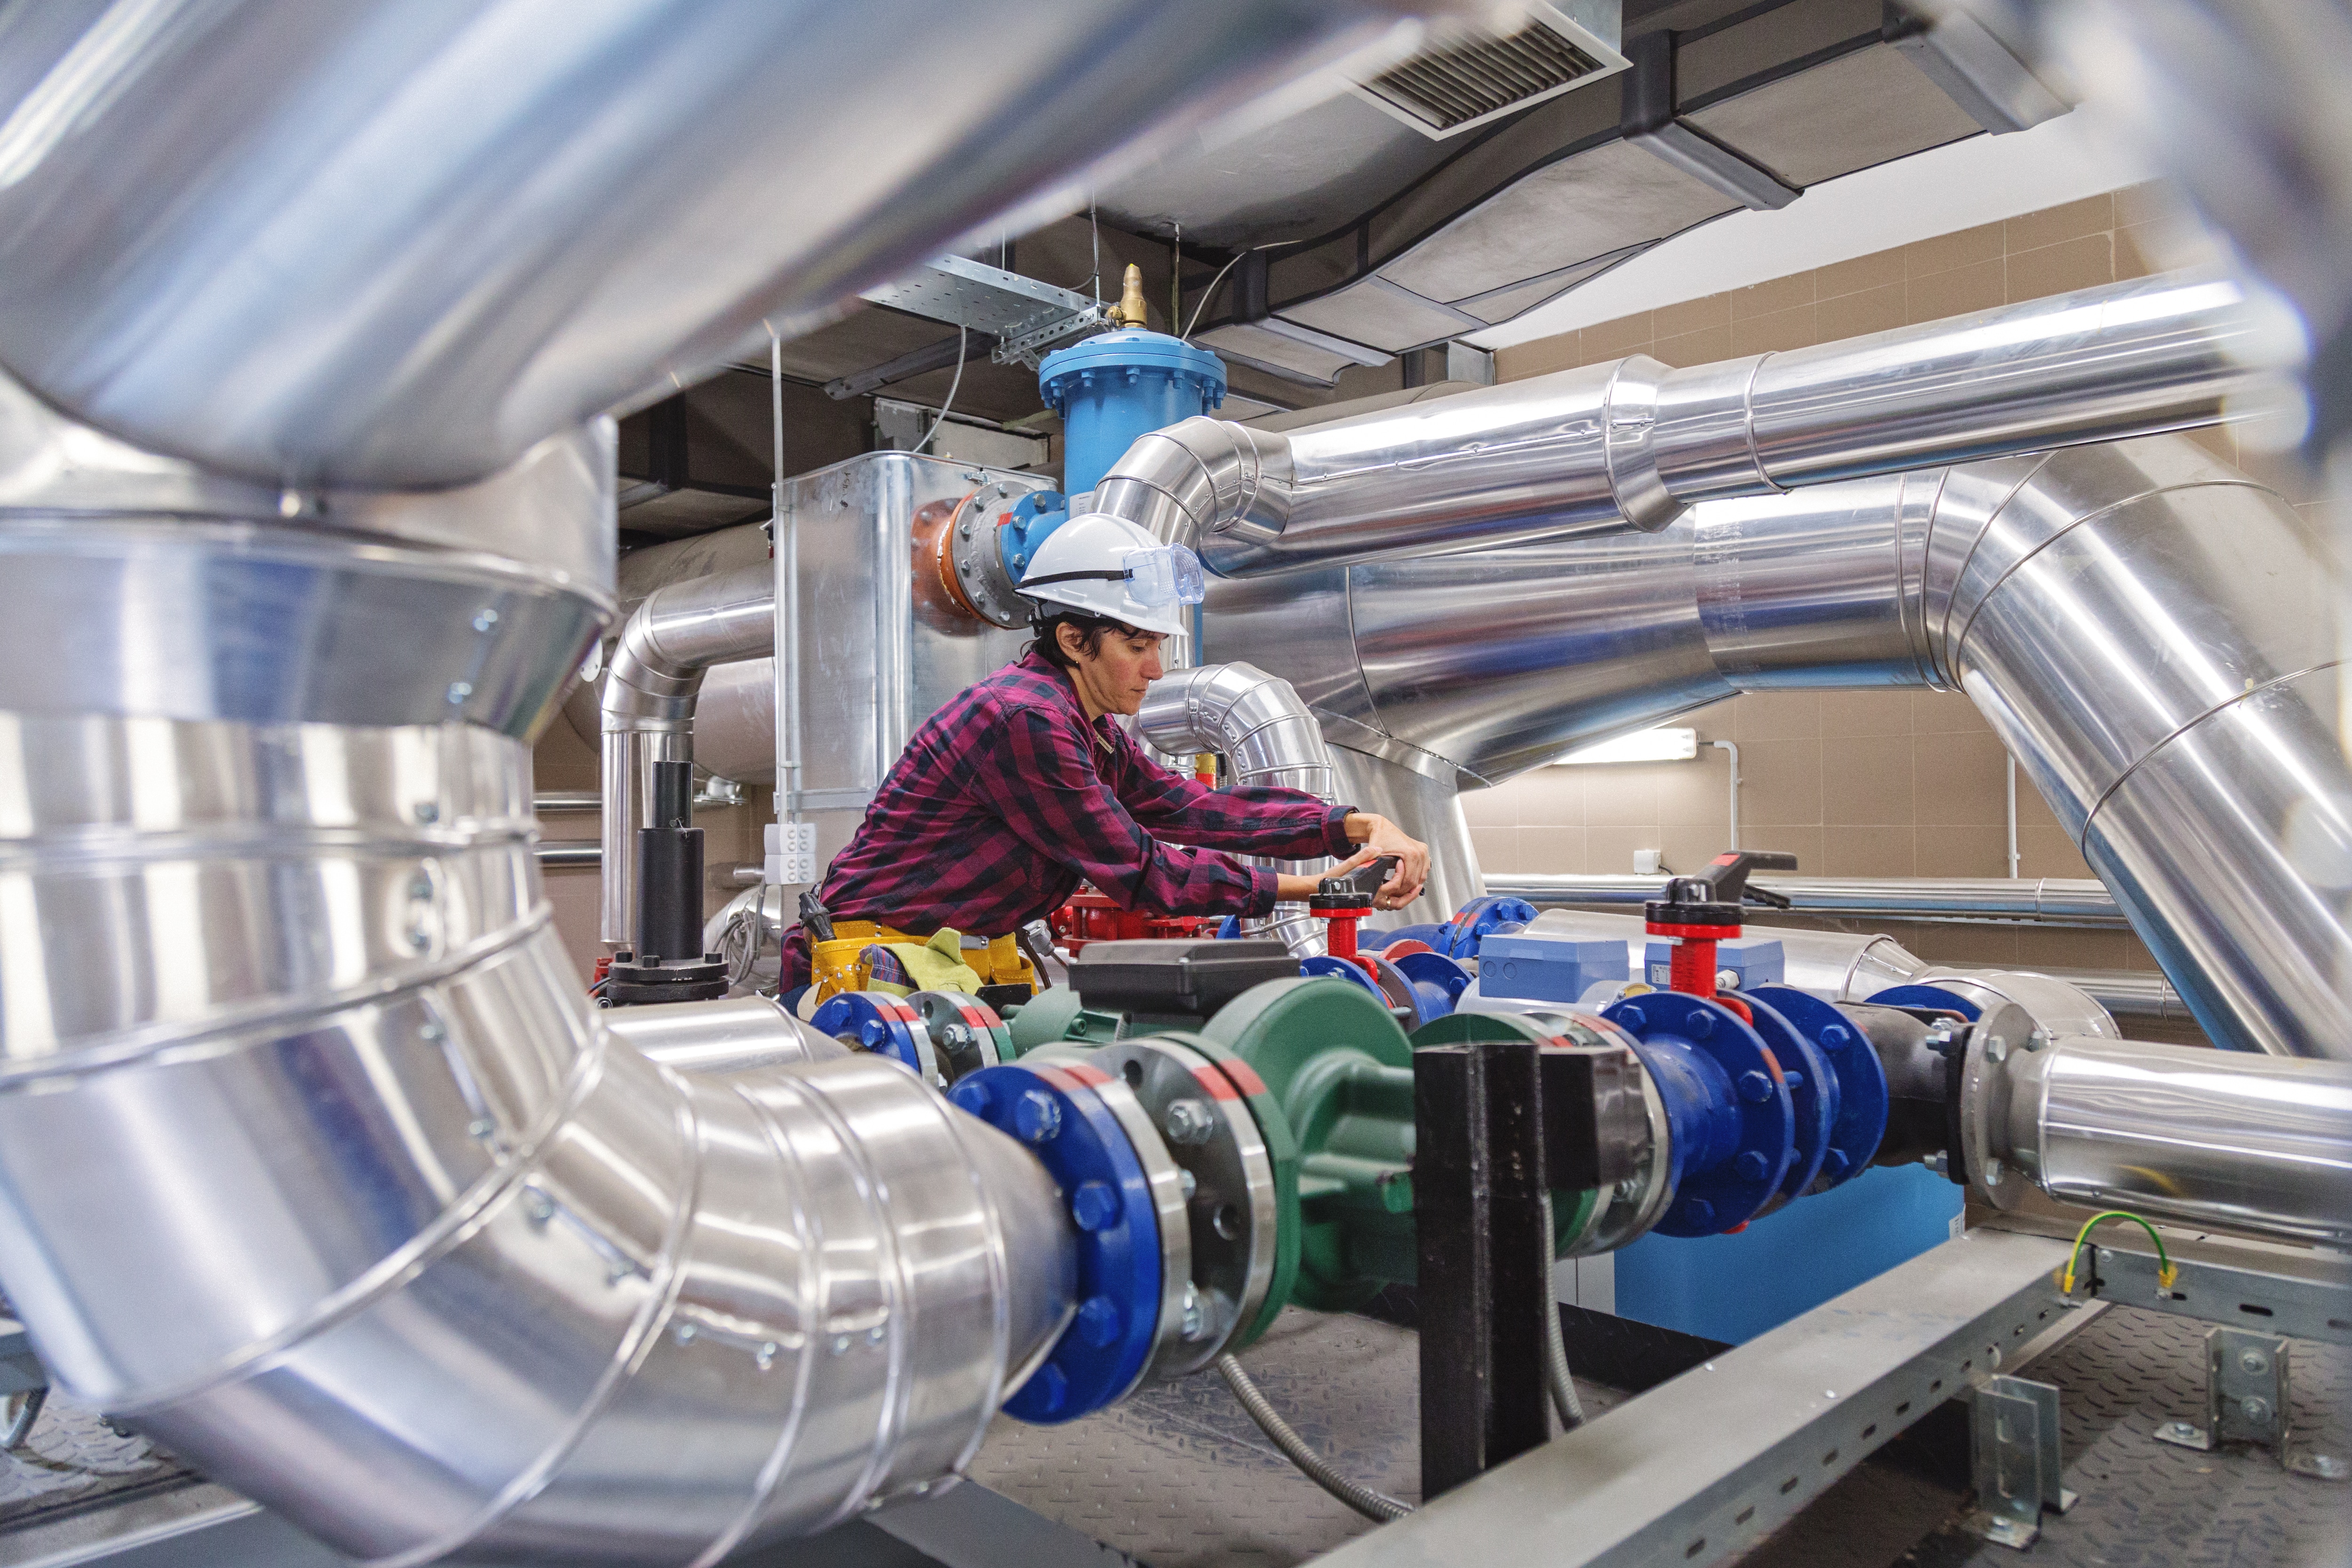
top-left (779, 650), bottom-right (1352, 988)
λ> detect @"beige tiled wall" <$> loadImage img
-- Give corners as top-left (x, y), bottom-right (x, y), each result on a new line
top-left (1472, 187), bottom-right (2330, 1001)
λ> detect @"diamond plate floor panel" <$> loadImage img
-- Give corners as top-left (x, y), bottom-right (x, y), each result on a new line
top-left (973, 1306), bottom-right (1624, 1568)
top-left (1903, 1305), bottom-right (2350, 1568)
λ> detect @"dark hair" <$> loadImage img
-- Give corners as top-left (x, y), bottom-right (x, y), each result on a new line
top-left (1028, 608), bottom-right (1143, 670)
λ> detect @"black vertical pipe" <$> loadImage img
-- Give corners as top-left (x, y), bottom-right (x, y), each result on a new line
top-left (1415, 1037), bottom-right (1553, 1501)
top-left (634, 760), bottom-right (702, 963)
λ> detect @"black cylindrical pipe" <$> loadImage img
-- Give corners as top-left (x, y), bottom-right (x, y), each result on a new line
top-left (634, 760), bottom-right (701, 963)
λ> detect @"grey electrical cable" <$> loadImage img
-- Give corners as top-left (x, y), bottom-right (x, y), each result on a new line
top-left (1540, 1192), bottom-right (1586, 1432)
top-left (1216, 1354), bottom-right (1414, 1522)
top-left (915, 325), bottom-right (968, 455)
top-left (1179, 239), bottom-right (1305, 342)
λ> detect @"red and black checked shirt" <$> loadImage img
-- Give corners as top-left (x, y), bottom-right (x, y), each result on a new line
top-left (779, 650), bottom-right (1352, 988)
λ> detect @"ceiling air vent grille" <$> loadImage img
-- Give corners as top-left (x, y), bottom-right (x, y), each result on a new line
top-left (1351, 4), bottom-right (1629, 139)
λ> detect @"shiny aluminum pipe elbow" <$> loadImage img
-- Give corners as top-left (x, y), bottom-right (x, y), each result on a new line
top-left (0, 431), bottom-right (1077, 1565)
top-left (600, 562), bottom-right (776, 944)
top-left (1136, 662), bottom-right (1338, 955)
top-left (1212, 432), bottom-right (2349, 1057)
top-left (1102, 272), bottom-right (2263, 575)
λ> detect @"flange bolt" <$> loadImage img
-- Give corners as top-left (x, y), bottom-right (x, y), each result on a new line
top-left (1738, 1070), bottom-right (1775, 1103)
top-left (1735, 1150), bottom-right (1772, 1182)
top-left (1015, 1090), bottom-right (1062, 1144)
top-left (1164, 1098), bottom-right (1216, 1146)
top-left (1679, 1197), bottom-right (1716, 1230)
top-left (1071, 1179), bottom-right (1120, 1232)
top-left (1075, 1295), bottom-right (1121, 1348)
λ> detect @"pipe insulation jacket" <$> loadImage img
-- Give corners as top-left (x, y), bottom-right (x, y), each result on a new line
top-left (1203, 432), bottom-right (2350, 1058)
top-left (1135, 662), bottom-right (1340, 956)
top-left (600, 562), bottom-right (777, 944)
top-left (0, 449), bottom-right (1081, 1564)
top-left (1097, 273), bottom-right (2264, 574)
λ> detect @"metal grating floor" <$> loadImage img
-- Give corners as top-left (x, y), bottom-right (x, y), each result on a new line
top-left (976, 1302), bottom-right (2348, 1568)
top-left (972, 1306), bottom-right (1626, 1568)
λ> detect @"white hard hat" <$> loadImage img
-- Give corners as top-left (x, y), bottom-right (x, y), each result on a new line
top-left (1017, 511), bottom-right (1204, 639)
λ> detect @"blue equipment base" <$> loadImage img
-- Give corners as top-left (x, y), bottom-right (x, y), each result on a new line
top-left (1609, 1162), bottom-right (1962, 1345)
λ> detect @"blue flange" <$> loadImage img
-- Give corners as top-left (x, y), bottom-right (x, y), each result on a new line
top-left (1300, 954), bottom-right (1385, 1001)
top-left (1747, 985), bottom-right (1887, 1194)
top-left (1865, 983), bottom-right (1982, 1019)
top-left (1439, 896), bottom-right (1537, 960)
top-left (1602, 992), bottom-right (1795, 1237)
top-left (948, 1061), bottom-right (1163, 1424)
top-left (1738, 995), bottom-right (1835, 1214)
top-left (810, 991), bottom-right (933, 1079)
top-left (1392, 950), bottom-right (1471, 1022)
top-left (1373, 922), bottom-right (1451, 952)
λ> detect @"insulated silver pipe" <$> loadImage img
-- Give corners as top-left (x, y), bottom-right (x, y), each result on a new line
top-left (1211, 433), bottom-right (2348, 1058)
top-left (1136, 662), bottom-right (1338, 955)
top-left (0, 425), bottom-right (1078, 1564)
top-left (1979, 1027), bottom-right (2352, 1246)
top-left (600, 562), bottom-right (776, 944)
top-left (1102, 273), bottom-right (2262, 574)
top-left (1485, 873), bottom-right (2128, 926)
top-left (0, 0), bottom-right (1431, 491)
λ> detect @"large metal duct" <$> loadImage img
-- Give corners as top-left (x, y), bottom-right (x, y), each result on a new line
top-left (1207, 432), bottom-right (2349, 1058)
top-left (0, 411), bottom-right (1077, 1563)
top-left (1096, 272), bottom-right (2265, 573)
top-left (0, 0), bottom-right (1435, 491)
top-left (600, 563), bottom-right (776, 943)
top-left (1136, 662), bottom-right (1339, 955)
top-left (0, 2), bottom-right (1448, 1559)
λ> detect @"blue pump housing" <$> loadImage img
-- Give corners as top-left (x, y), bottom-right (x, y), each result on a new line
top-left (1040, 329), bottom-right (1226, 497)
top-left (1000, 331), bottom-right (1227, 587)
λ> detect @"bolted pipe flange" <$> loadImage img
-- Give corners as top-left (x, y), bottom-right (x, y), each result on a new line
top-left (1438, 895), bottom-right (1538, 960)
top-left (1603, 992), bottom-right (1795, 1237)
top-left (810, 991), bottom-right (941, 1085)
top-left (1081, 1034), bottom-right (1280, 1380)
top-left (1746, 986), bottom-right (1888, 1199)
top-left (1387, 949), bottom-right (1472, 1027)
top-left (907, 990), bottom-right (1011, 1085)
top-left (948, 1059), bottom-right (1183, 1423)
top-left (1735, 995), bottom-right (1834, 1219)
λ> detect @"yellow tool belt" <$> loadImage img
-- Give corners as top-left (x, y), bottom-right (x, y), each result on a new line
top-left (808, 921), bottom-right (1036, 1007)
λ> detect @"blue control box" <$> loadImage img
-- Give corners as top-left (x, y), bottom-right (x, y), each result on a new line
top-left (1476, 934), bottom-right (1629, 1004)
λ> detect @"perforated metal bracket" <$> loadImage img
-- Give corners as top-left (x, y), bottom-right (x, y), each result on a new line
top-left (1963, 1374), bottom-right (2075, 1549)
top-left (2153, 1326), bottom-right (2348, 1482)
top-left (858, 255), bottom-right (1107, 369)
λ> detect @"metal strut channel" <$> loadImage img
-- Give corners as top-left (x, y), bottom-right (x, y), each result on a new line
top-left (1317, 1229), bottom-right (2074, 1568)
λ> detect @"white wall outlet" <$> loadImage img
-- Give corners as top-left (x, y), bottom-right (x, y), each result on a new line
top-left (1632, 847), bottom-right (1663, 875)
top-left (764, 820), bottom-right (817, 885)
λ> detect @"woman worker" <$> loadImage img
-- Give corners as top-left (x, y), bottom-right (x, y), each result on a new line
top-left (777, 512), bottom-right (1430, 1006)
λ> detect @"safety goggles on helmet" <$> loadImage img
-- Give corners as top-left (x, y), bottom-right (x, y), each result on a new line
top-left (1023, 541), bottom-right (1206, 608)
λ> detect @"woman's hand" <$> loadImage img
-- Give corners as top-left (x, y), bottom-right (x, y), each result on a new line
top-left (1338, 812), bottom-right (1431, 910)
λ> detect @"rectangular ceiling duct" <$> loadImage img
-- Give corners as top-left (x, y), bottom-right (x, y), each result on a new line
top-left (1349, 0), bottom-right (1629, 139)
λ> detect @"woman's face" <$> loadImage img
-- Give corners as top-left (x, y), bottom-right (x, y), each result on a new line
top-left (1061, 624), bottom-right (1167, 717)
